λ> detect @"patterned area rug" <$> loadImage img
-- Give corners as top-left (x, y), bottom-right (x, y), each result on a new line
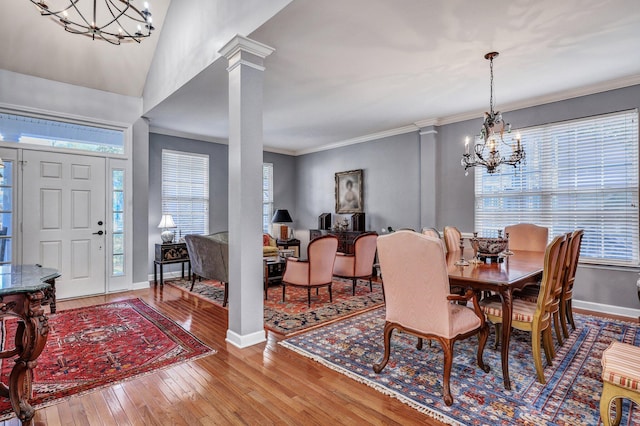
top-left (166, 277), bottom-right (385, 335)
top-left (280, 307), bottom-right (640, 425)
top-left (0, 298), bottom-right (215, 421)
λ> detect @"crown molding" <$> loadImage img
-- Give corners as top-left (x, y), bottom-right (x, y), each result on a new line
top-left (294, 124), bottom-right (419, 156)
top-left (218, 34), bottom-right (275, 60)
top-left (149, 126), bottom-right (297, 155)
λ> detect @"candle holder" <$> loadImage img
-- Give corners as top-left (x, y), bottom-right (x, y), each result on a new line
top-left (502, 232), bottom-right (514, 256)
top-left (454, 237), bottom-right (469, 266)
top-left (469, 232), bottom-right (482, 264)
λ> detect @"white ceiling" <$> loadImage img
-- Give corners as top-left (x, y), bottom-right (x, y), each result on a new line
top-left (3, 1), bottom-right (640, 155)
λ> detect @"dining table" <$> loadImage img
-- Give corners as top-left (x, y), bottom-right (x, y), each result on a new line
top-left (446, 249), bottom-right (545, 390)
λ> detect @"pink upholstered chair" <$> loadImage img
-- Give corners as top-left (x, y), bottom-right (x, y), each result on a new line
top-left (333, 232), bottom-right (378, 295)
top-left (282, 235), bottom-right (338, 307)
top-left (443, 226), bottom-right (462, 253)
top-left (373, 230), bottom-right (489, 406)
top-left (505, 223), bottom-right (548, 252)
top-left (421, 227), bottom-right (440, 239)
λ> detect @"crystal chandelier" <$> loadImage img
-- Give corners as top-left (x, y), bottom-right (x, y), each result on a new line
top-left (461, 52), bottom-right (525, 174)
top-left (29, 0), bottom-right (154, 45)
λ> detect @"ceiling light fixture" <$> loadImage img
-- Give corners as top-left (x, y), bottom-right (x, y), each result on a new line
top-left (461, 52), bottom-right (525, 174)
top-left (29, 0), bottom-right (154, 45)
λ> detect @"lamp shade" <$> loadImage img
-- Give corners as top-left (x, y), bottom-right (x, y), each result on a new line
top-left (272, 209), bottom-right (293, 223)
top-left (158, 214), bottom-right (176, 229)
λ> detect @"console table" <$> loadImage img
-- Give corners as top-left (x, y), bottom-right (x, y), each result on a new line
top-left (277, 238), bottom-right (300, 257)
top-left (309, 230), bottom-right (370, 254)
top-left (0, 264), bottom-right (60, 424)
top-left (154, 243), bottom-right (191, 286)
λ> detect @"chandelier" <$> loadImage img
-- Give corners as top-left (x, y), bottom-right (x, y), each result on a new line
top-left (29, 0), bottom-right (154, 45)
top-left (461, 52), bottom-right (525, 174)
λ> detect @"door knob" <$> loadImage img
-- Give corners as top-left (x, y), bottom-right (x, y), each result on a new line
top-left (93, 230), bottom-right (104, 235)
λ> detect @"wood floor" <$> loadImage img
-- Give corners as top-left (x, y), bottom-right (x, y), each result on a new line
top-left (3, 283), bottom-right (445, 426)
top-left (4, 283), bottom-right (635, 426)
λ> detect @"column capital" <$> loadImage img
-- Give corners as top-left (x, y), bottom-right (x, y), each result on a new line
top-left (219, 34), bottom-right (275, 61)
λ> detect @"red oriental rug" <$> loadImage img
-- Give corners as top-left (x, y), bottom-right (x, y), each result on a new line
top-left (0, 298), bottom-right (215, 421)
top-left (166, 277), bottom-right (385, 336)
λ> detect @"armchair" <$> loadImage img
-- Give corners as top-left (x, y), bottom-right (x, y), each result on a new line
top-left (333, 232), bottom-right (378, 295)
top-left (263, 233), bottom-right (278, 257)
top-left (282, 235), bottom-right (338, 307)
top-left (184, 232), bottom-right (229, 307)
top-left (373, 231), bottom-right (489, 406)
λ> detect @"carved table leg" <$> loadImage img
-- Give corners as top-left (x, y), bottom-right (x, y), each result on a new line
top-left (499, 289), bottom-right (513, 390)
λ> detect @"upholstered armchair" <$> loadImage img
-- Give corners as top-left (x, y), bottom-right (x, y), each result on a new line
top-left (333, 232), bottom-right (378, 295)
top-left (504, 223), bottom-right (548, 252)
top-left (373, 231), bottom-right (489, 406)
top-left (282, 235), bottom-right (338, 306)
top-left (184, 232), bottom-right (229, 307)
top-left (263, 233), bottom-right (278, 257)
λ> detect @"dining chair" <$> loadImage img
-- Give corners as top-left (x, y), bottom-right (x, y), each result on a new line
top-left (282, 235), bottom-right (338, 306)
top-left (333, 232), bottom-right (378, 295)
top-left (560, 229), bottom-right (584, 338)
top-left (443, 226), bottom-right (462, 253)
top-left (373, 230), bottom-right (489, 406)
top-left (504, 223), bottom-right (548, 252)
top-left (421, 227), bottom-right (440, 239)
top-left (480, 233), bottom-right (568, 384)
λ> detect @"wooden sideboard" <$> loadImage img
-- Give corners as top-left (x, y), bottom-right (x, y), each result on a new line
top-left (309, 229), bottom-right (369, 254)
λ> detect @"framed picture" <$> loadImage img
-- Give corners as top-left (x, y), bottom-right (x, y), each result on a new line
top-left (335, 169), bottom-right (363, 214)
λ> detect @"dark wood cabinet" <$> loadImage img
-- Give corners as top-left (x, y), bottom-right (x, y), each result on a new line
top-left (309, 229), bottom-right (367, 254)
top-left (154, 243), bottom-right (190, 286)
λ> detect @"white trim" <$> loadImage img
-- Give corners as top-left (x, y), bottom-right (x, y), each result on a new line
top-left (573, 299), bottom-right (640, 320)
top-left (132, 280), bottom-right (151, 291)
top-left (0, 103), bottom-right (133, 130)
top-left (227, 60), bottom-right (266, 73)
top-left (226, 329), bottom-right (267, 348)
top-left (295, 124), bottom-right (419, 156)
top-left (218, 34), bottom-right (275, 60)
top-left (419, 129), bottom-right (438, 136)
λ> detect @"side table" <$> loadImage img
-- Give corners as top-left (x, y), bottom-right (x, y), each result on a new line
top-left (264, 258), bottom-right (286, 299)
top-left (154, 243), bottom-right (191, 286)
top-left (277, 238), bottom-right (300, 257)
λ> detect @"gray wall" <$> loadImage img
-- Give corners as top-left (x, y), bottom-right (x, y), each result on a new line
top-left (148, 132), bottom-right (296, 275)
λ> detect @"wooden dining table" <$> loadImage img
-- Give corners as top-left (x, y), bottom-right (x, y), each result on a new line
top-left (446, 250), bottom-right (545, 390)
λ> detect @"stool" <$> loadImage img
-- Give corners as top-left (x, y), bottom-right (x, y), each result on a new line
top-left (600, 341), bottom-right (640, 426)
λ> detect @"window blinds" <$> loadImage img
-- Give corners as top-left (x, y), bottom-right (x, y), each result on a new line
top-left (161, 150), bottom-right (209, 237)
top-left (475, 109), bottom-right (639, 266)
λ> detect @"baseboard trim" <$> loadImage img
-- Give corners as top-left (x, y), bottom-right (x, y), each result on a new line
top-left (132, 281), bottom-right (150, 291)
top-left (226, 329), bottom-right (266, 348)
top-left (573, 299), bottom-right (640, 319)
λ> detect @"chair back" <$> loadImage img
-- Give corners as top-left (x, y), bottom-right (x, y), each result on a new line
top-left (184, 232), bottom-right (229, 283)
top-left (377, 230), bottom-right (452, 336)
top-left (421, 227), bottom-right (440, 239)
top-left (535, 234), bottom-right (568, 324)
top-left (443, 226), bottom-right (461, 253)
top-left (505, 223), bottom-right (548, 252)
top-left (563, 229), bottom-right (584, 297)
top-left (352, 232), bottom-right (378, 277)
top-left (307, 235), bottom-right (339, 285)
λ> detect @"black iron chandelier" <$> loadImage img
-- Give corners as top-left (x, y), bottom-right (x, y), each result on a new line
top-left (461, 52), bottom-right (525, 174)
top-left (29, 0), bottom-right (154, 45)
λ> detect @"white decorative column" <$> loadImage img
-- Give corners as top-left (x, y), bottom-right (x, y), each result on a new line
top-left (419, 126), bottom-right (438, 228)
top-left (219, 35), bottom-right (274, 348)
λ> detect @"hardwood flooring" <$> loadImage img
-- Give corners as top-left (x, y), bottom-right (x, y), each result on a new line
top-left (5, 284), bottom-right (634, 425)
top-left (3, 283), bottom-right (444, 426)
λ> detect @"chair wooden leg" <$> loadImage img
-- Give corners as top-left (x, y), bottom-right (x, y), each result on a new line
top-left (600, 382), bottom-right (624, 426)
top-left (492, 323), bottom-right (501, 350)
top-left (352, 278), bottom-right (357, 295)
top-left (369, 278), bottom-right (372, 292)
top-left (440, 338), bottom-right (455, 406)
top-left (282, 284), bottom-right (286, 302)
top-left (307, 288), bottom-right (311, 307)
top-left (477, 324), bottom-right (490, 373)
top-left (223, 282), bottom-right (229, 307)
top-left (543, 326), bottom-right (555, 361)
top-left (532, 329), bottom-right (546, 384)
top-left (553, 311), bottom-right (564, 346)
top-left (373, 322), bottom-right (394, 373)
top-left (566, 299), bottom-right (576, 330)
top-left (560, 298), bottom-right (570, 338)
top-left (190, 273), bottom-right (196, 291)
top-left (328, 283), bottom-right (332, 302)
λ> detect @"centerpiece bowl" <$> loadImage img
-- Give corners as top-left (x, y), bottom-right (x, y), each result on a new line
top-left (474, 237), bottom-right (508, 257)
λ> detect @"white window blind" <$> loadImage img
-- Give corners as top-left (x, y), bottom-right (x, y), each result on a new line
top-left (162, 150), bottom-right (209, 237)
top-left (263, 163), bottom-right (273, 234)
top-left (475, 109), bottom-right (639, 266)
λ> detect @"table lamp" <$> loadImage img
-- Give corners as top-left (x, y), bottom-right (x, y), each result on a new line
top-left (158, 214), bottom-right (177, 243)
top-left (272, 209), bottom-right (293, 240)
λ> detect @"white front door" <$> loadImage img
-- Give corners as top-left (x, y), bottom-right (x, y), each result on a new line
top-left (22, 151), bottom-right (106, 299)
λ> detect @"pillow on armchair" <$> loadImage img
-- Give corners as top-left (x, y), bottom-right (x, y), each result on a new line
top-left (263, 234), bottom-right (278, 257)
